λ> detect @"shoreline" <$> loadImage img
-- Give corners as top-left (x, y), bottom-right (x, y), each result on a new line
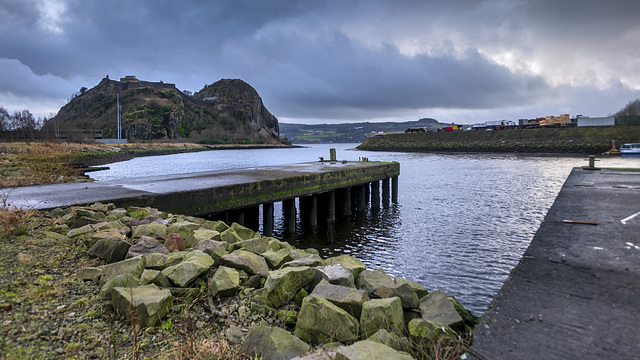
top-left (76, 143), bottom-right (298, 167)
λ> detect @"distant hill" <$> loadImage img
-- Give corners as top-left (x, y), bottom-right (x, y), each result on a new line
top-left (279, 118), bottom-right (440, 143)
top-left (42, 76), bottom-right (286, 144)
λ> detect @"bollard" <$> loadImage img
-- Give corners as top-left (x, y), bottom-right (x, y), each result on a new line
top-left (583, 155), bottom-right (600, 170)
top-left (330, 148), bottom-right (337, 162)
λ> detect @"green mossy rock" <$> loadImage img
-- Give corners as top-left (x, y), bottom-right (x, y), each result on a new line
top-left (262, 248), bottom-right (293, 269)
top-left (131, 223), bottom-right (167, 238)
top-left (294, 294), bottom-right (359, 346)
top-left (336, 339), bottom-right (415, 360)
top-left (262, 266), bottom-right (316, 308)
top-left (366, 329), bottom-right (413, 355)
top-left (240, 325), bottom-right (310, 360)
top-left (311, 280), bottom-right (369, 319)
top-left (126, 206), bottom-right (152, 218)
top-left (98, 274), bottom-right (140, 300)
top-left (230, 222), bottom-right (258, 240)
top-left (324, 255), bottom-right (366, 279)
top-left (221, 249), bottom-right (269, 277)
top-left (356, 269), bottom-right (394, 296)
top-left (210, 266), bottom-right (240, 297)
top-left (100, 256), bottom-right (146, 286)
top-left (394, 278), bottom-right (429, 299)
top-left (162, 250), bottom-right (215, 287)
top-left (360, 297), bottom-right (405, 337)
top-left (418, 290), bottom-right (464, 332)
top-left (220, 229), bottom-right (244, 244)
top-left (112, 285), bottom-right (173, 328)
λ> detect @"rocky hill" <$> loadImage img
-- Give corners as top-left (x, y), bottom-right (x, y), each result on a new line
top-left (42, 76), bottom-right (286, 144)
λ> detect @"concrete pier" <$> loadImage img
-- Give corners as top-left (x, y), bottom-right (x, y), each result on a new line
top-left (3, 160), bottom-right (400, 235)
top-left (469, 168), bottom-right (640, 360)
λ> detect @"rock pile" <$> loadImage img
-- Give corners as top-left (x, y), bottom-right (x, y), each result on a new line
top-left (57, 203), bottom-right (478, 359)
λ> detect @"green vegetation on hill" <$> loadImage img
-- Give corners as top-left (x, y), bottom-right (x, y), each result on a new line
top-left (358, 126), bottom-right (640, 154)
top-left (279, 118), bottom-right (440, 143)
top-left (41, 77), bottom-right (286, 145)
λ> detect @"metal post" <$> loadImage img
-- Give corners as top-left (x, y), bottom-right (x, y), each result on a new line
top-left (263, 202), bottom-right (274, 237)
top-left (117, 93), bottom-right (121, 140)
top-left (328, 191), bottom-right (336, 222)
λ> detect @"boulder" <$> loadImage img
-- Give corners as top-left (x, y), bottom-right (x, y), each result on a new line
top-left (164, 233), bottom-right (186, 252)
top-left (131, 223), bottom-right (167, 238)
top-left (225, 324), bottom-right (245, 346)
top-left (324, 255), bottom-right (366, 279)
top-left (262, 248), bottom-right (293, 269)
top-left (240, 325), bottom-right (311, 360)
top-left (360, 297), bottom-right (405, 337)
top-left (188, 228), bottom-right (221, 244)
top-left (262, 266), bottom-right (316, 308)
top-left (418, 290), bottom-right (464, 332)
top-left (222, 250), bottom-right (269, 277)
top-left (92, 220), bottom-right (129, 233)
top-left (335, 340), bottom-right (415, 360)
top-left (88, 236), bottom-right (131, 263)
top-left (194, 239), bottom-right (228, 261)
top-left (71, 215), bottom-right (103, 229)
top-left (356, 269), bottom-right (394, 296)
top-left (448, 295), bottom-right (480, 328)
top-left (220, 229), bottom-right (244, 244)
top-left (161, 251), bottom-right (215, 287)
top-left (126, 206), bottom-right (152, 218)
top-left (294, 294), bottom-right (359, 345)
top-left (76, 266), bottom-right (103, 282)
top-left (209, 266), bottom-right (240, 297)
top-left (311, 280), bottom-right (369, 319)
top-left (126, 236), bottom-right (169, 259)
top-left (112, 285), bottom-right (173, 328)
top-left (234, 237), bottom-right (271, 254)
top-left (267, 239), bottom-right (294, 252)
top-left (144, 253), bottom-right (169, 269)
top-left (394, 278), bottom-right (428, 299)
top-left (166, 221), bottom-right (201, 247)
top-left (140, 269), bottom-right (171, 287)
top-left (86, 229), bottom-right (126, 248)
top-left (100, 256), bottom-right (146, 286)
top-left (366, 329), bottom-right (413, 355)
top-left (204, 220), bottom-right (229, 233)
top-left (283, 254), bottom-right (324, 268)
top-left (315, 264), bottom-right (355, 288)
top-left (98, 274), bottom-right (140, 299)
top-left (407, 318), bottom-right (457, 353)
top-left (230, 222), bottom-right (258, 240)
top-left (373, 283), bottom-right (420, 309)
top-left (42, 231), bottom-right (66, 242)
top-left (66, 224), bottom-right (94, 239)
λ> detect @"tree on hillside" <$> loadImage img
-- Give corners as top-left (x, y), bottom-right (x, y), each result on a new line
top-left (615, 99), bottom-right (640, 116)
top-left (0, 106), bottom-right (9, 131)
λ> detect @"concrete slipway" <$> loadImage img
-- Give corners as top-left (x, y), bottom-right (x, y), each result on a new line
top-left (1, 161), bottom-right (399, 216)
top-left (469, 168), bottom-right (640, 360)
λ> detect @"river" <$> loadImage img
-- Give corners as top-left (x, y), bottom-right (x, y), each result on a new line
top-left (90, 144), bottom-right (640, 314)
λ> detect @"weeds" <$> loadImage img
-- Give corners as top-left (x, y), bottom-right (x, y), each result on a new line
top-left (411, 332), bottom-right (472, 360)
top-left (0, 208), bottom-right (39, 236)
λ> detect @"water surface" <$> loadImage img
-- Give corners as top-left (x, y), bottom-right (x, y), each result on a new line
top-left (91, 145), bottom-right (640, 314)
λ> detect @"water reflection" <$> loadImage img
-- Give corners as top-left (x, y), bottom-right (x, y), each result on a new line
top-left (91, 144), bottom-right (640, 315)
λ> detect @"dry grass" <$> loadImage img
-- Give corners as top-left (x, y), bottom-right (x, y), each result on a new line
top-left (412, 332), bottom-right (472, 360)
top-left (0, 141), bottom-right (205, 188)
top-left (0, 207), bottom-right (39, 236)
top-left (153, 335), bottom-right (253, 360)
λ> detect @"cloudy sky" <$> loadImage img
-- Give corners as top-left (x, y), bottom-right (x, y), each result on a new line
top-left (1, 0), bottom-right (640, 124)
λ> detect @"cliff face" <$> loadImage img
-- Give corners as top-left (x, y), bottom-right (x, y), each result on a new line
top-left (42, 76), bottom-right (285, 144)
top-left (194, 79), bottom-right (280, 140)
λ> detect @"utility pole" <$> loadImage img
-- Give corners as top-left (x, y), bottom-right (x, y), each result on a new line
top-left (116, 93), bottom-right (121, 139)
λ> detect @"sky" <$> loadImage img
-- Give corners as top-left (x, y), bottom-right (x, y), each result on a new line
top-left (1, 0), bottom-right (640, 125)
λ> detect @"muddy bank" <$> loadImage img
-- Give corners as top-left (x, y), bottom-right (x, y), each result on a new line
top-left (358, 126), bottom-right (640, 154)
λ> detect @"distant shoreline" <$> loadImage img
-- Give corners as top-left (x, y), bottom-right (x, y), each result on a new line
top-left (357, 126), bottom-right (640, 155)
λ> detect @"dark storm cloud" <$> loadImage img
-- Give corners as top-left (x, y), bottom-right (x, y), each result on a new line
top-left (1, 0), bottom-right (639, 121)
